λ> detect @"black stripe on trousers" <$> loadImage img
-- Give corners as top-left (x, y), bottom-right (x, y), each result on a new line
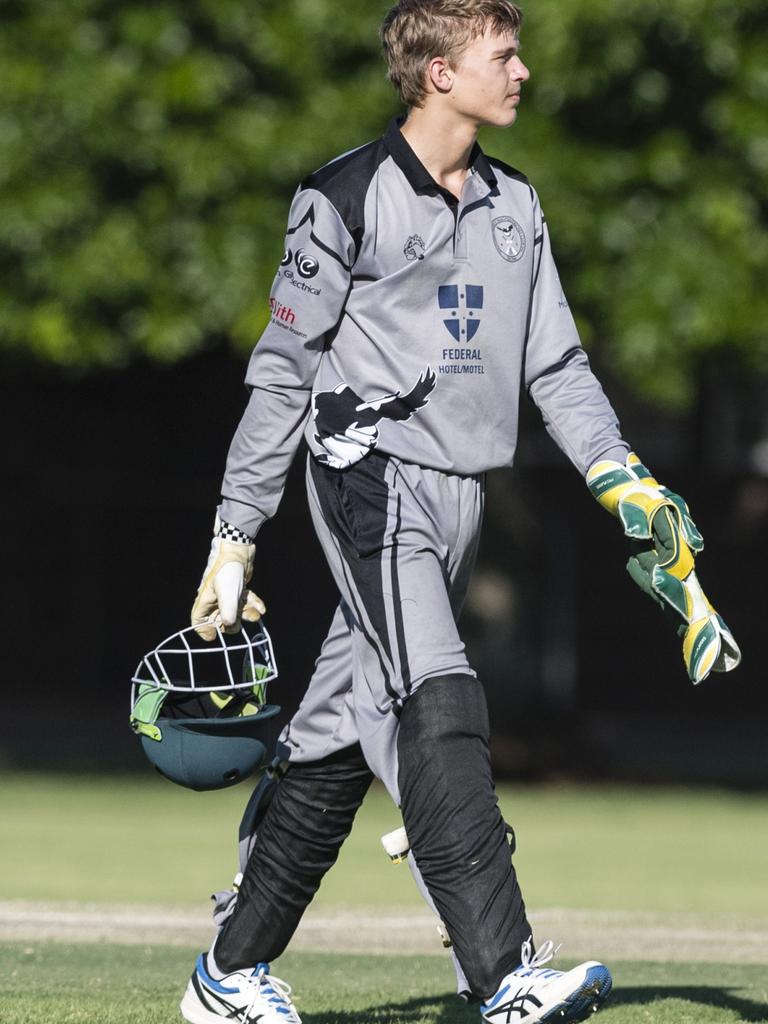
top-left (330, 529), bottom-right (395, 704)
top-left (309, 452), bottom-right (410, 705)
top-left (388, 479), bottom-right (412, 694)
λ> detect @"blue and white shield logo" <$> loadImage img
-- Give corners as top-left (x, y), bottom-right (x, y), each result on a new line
top-left (438, 284), bottom-right (484, 342)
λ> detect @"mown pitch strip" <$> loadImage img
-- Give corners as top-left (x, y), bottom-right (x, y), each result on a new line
top-left (0, 943), bottom-right (766, 1024)
top-left (2, 902), bottom-right (767, 965)
top-left (3, 774), bottom-right (767, 1023)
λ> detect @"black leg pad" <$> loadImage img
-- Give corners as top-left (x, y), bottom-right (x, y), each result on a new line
top-left (215, 743), bottom-right (373, 971)
top-left (397, 674), bottom-right (530, 999)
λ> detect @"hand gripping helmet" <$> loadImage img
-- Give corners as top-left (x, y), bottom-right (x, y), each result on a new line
top-left (130, 620), bottom-right (280, 791)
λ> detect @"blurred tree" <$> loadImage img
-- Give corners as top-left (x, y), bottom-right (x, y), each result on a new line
top-left (489, 0), bottom-right (768, 407)
top-left (0, 0), bottom-right (393, 367)
top-left (1, 0), bottom-right (766, 407)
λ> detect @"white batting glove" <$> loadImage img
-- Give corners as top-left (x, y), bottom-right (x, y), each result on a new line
top-left (191, 516), bottom-right (266, 641)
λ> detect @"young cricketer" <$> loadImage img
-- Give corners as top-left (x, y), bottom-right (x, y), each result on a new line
top-left (181, 3), bottom-right (734, 1021)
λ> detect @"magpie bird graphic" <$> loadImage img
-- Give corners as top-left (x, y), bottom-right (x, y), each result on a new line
top-left (313, 366), bottom-right (436, 469)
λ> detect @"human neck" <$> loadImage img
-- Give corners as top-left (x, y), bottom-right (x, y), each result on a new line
top-left (400, 106), bottom-right (478, 199)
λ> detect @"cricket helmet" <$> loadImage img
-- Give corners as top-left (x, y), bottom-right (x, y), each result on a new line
top-left (130, 620), bottom-right (280, 791)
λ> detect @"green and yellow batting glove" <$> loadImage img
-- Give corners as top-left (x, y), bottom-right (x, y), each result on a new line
top-left (586, 453), bottom-right (741, 684)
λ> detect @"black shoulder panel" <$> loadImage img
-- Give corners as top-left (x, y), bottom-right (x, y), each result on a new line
top-left (299, 139), bottom-right (388, 261)
top-left (486, 155), bottom-right (530, 188)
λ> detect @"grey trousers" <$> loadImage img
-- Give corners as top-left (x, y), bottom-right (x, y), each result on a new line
top-left (278, 451), bottom-right (484, 798)
top-left (215, 452), bottom-right (530, 998)
top-left (281, 454), bottom-right (529, 994)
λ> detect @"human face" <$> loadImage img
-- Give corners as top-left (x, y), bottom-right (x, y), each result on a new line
top-left (447, 27), bottom-right (530, 128)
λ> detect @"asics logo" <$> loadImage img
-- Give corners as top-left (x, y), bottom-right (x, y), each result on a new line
top-left (485, 988), bottom-right (543, 1023)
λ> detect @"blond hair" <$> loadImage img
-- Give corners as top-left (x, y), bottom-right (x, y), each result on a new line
top-left (381, 0), bottom-right (523, 108)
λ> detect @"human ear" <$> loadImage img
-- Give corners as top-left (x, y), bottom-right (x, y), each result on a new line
top-left (427, 55), bottom-right (454, 94)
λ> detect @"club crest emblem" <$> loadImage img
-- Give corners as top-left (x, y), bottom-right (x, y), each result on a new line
top-left (492, 216), bottom-right (526, 263)
top-left (404, 235), bottom-right (426, 262)
top-left (438, 284), bottom-right (483, 342)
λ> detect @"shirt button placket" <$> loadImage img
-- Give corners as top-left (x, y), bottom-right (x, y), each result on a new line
top-left (454, 214), bottom-right (468, 261)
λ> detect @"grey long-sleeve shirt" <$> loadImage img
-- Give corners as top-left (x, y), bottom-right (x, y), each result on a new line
top-left (220, 117), bottom-right (628, 537)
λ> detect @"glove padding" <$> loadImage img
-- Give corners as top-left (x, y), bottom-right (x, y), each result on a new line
top-left (627, 507), bottom-right (741, 684)
top-left (191, 522), bottom-right (265, 642)
top-left (587, 452), bottom-right (703, 551)
top-left (587, 453), bottom-right (741, 684)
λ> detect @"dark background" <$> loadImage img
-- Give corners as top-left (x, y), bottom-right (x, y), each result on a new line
top-left (4, 347), bottom-right (766, 786)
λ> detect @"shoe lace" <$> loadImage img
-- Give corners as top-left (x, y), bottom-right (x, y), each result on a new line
top-left (246, 966), bottom-right (300, 1022)
top-left (520, 937), bottom-right (562, 971)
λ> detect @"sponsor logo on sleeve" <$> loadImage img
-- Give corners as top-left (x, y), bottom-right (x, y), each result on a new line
top-left (269, 296), bottom-right (307, 338)
top-left (295, 249), bottom-right (319, 278)
top-left (492, 216), bottom-right (526, 262)
top-left (279, 248), bottom-right (322, 295)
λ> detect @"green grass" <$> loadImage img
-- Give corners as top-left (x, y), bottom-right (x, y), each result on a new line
top-left (2, 777), bottom-right (767, 1022)
top-left (0, 943), bottom-right (766, 1024)
top-left (1, 773), bottom-right (768, 917)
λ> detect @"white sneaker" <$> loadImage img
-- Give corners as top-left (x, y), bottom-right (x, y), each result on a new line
top-left (480, 939), bottom-right (612, 1023)
top-left (180, 954), bottom-right (302, 1024)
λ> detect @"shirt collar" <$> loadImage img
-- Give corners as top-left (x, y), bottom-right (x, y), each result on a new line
top-left (383, 115), bottom-right (498, 197)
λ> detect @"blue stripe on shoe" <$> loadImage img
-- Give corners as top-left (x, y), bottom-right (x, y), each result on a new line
top-left (195, 954), bottom-right (240, 995)
top-left (480, 984), bottom-right (510, 1011)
